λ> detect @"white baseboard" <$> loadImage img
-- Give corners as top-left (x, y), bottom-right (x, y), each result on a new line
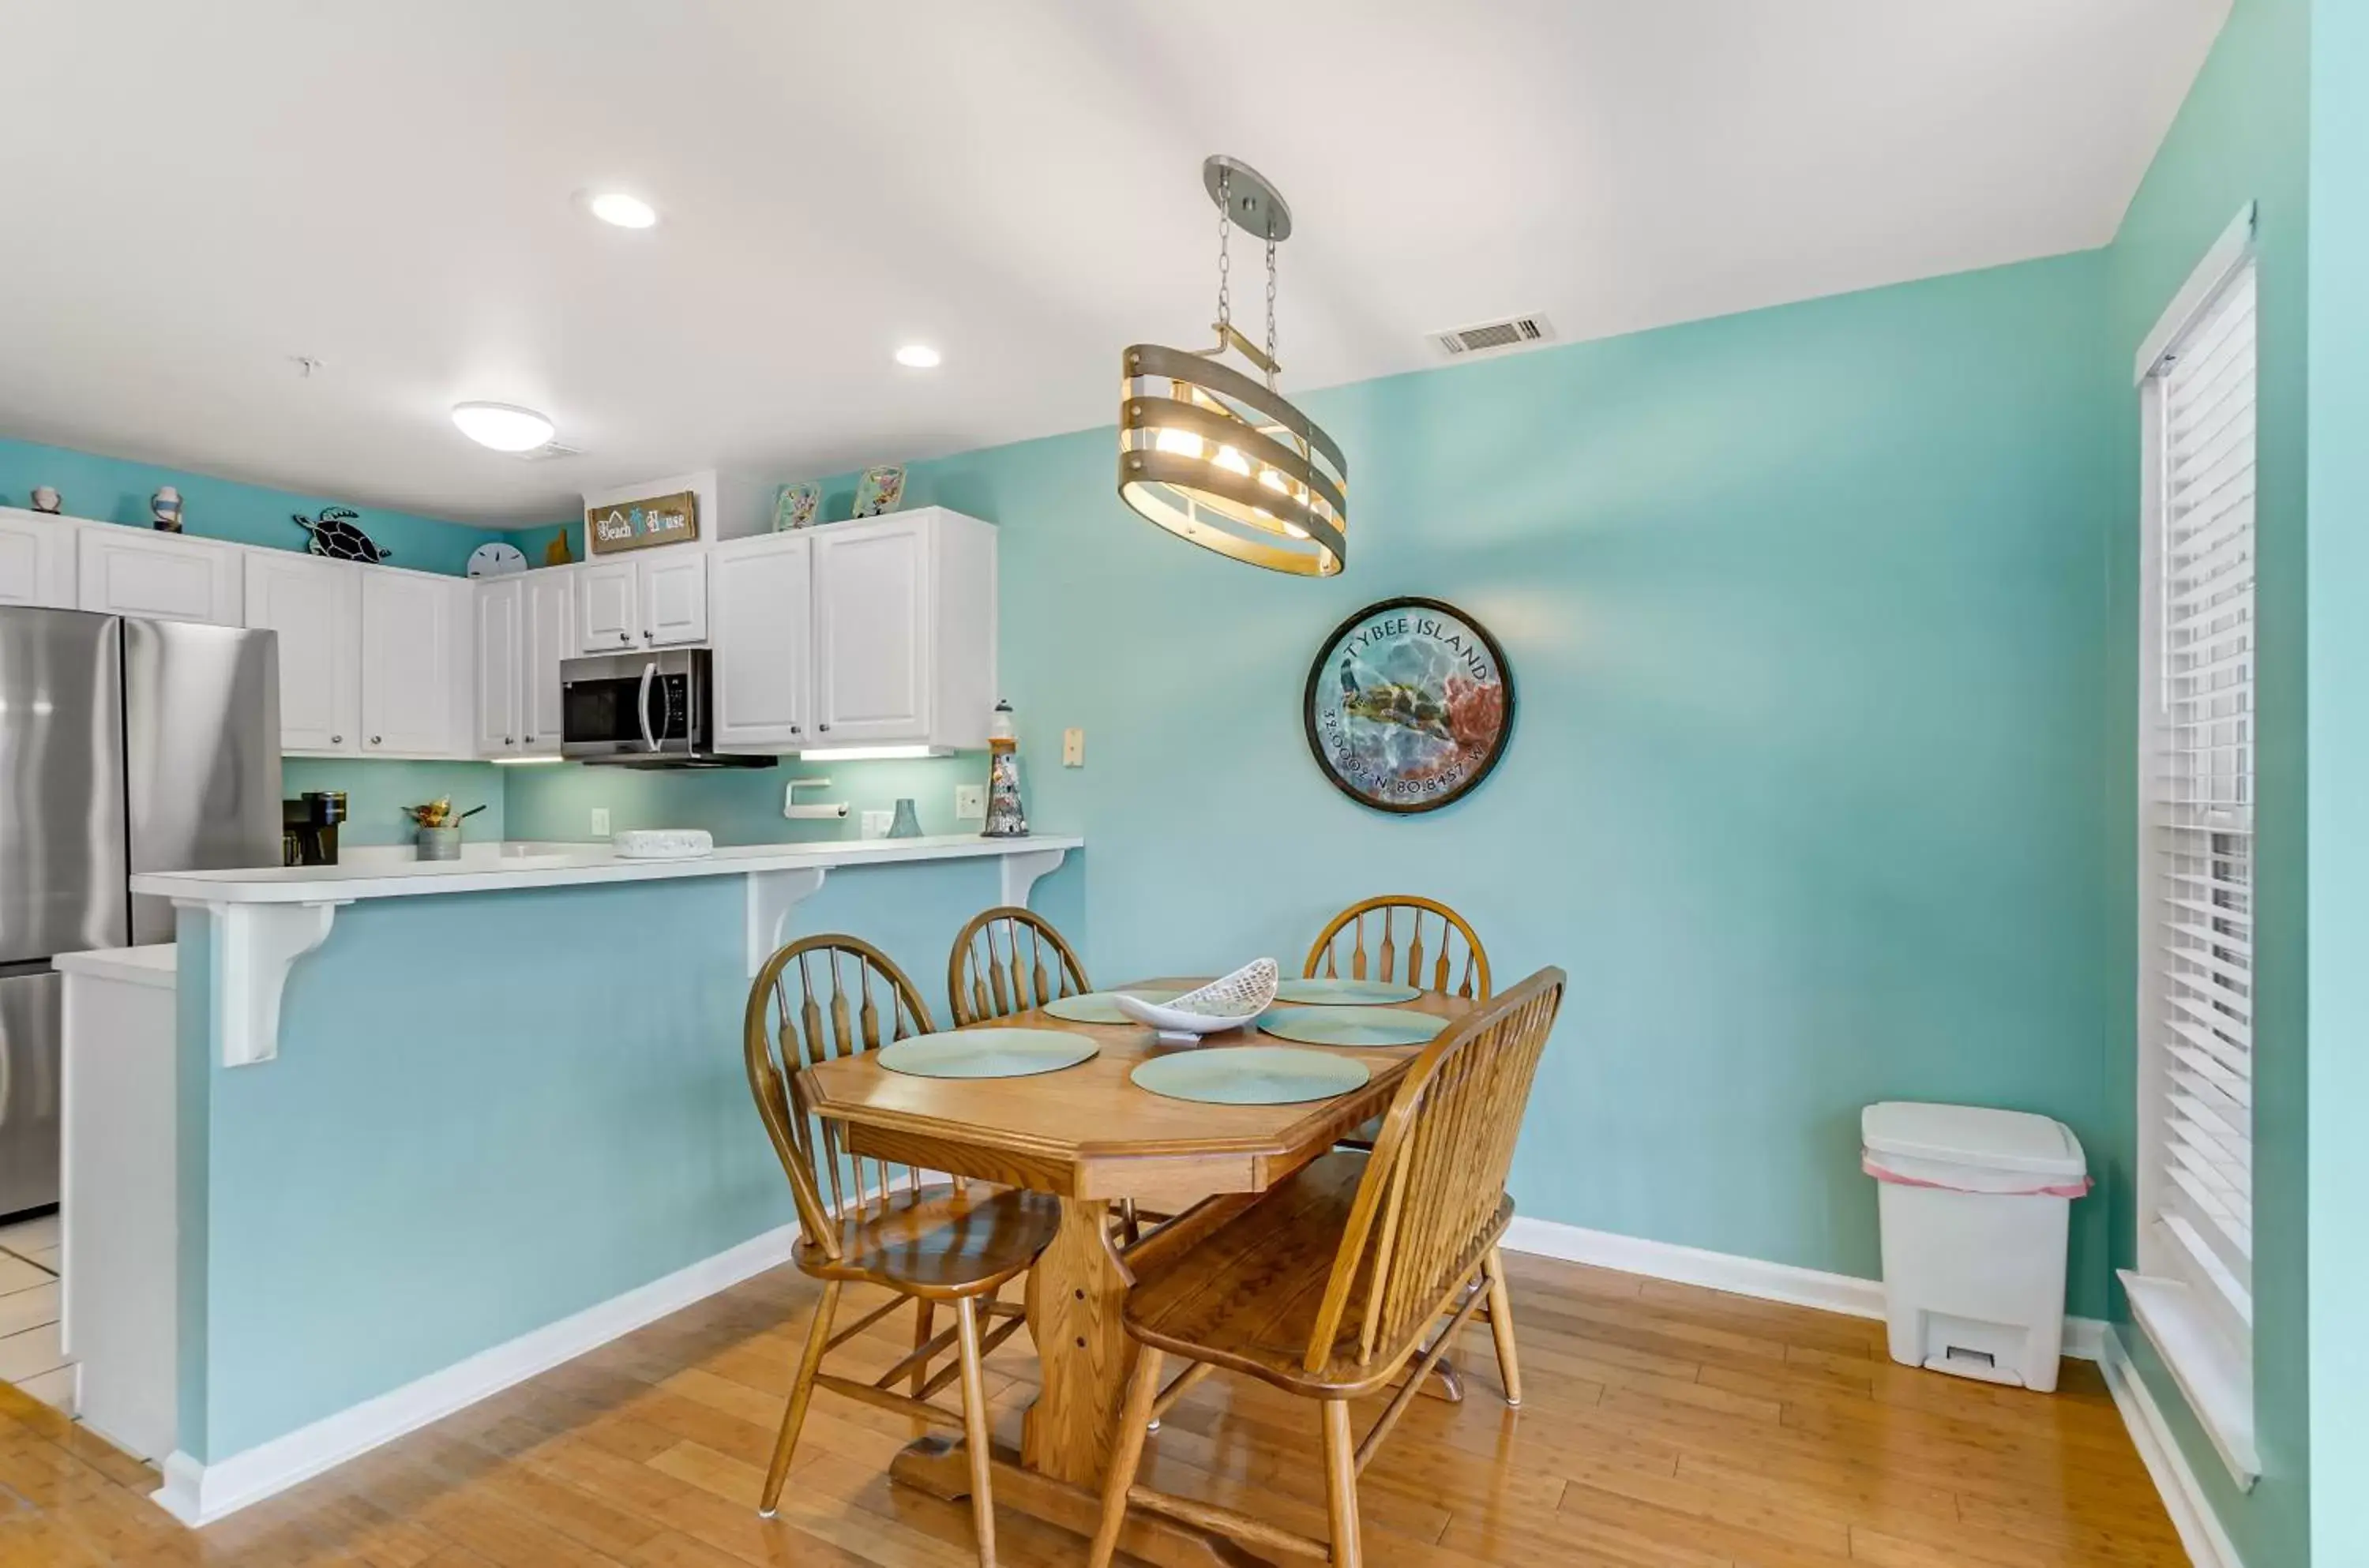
top-left (1499, 1214), bottom-right (2107, 1360)
top-left (152, 1221), bottom-right (801, 1527)
top-left (2097, 1325), bottom-right (2246, 1568)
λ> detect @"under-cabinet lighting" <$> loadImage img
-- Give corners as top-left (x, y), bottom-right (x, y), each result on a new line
top-left (798, 745), bottom-right (949, 761)
top-left (490, 755), bottom-right (568, 765)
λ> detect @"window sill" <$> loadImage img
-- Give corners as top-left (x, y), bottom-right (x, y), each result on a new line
top-left (2120, 1269), bottom-right (2260, 1490)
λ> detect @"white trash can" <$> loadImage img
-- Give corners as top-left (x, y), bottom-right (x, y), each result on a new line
top-left (1861, 1101), bottom-right (2089, 1393)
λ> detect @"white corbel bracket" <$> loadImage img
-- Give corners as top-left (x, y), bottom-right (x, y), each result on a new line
top-left (747, 866), bottom-right (829, 976)
top-left (1000, 846), bottom-right (1068, 910)
top-left (189, 898), bottom-right (350, 1068)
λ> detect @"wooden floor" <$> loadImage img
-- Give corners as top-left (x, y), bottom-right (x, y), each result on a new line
top-left (0, 1250), bottom-right (2187, 1567)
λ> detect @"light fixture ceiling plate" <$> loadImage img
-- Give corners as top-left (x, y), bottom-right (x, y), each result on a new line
top-left (1203, 155), bottom-right (1291, 242)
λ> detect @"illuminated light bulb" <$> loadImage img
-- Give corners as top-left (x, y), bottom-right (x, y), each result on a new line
top-left (1215, 445), bottom-right (1251, 477)
top-left (1154, 426), bottom-right (1203, 457)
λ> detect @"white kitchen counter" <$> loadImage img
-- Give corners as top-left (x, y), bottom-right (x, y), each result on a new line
top-left (142, 833), bottom-right (1082, 1069)
top-left (52, 942), bottom-right (178, 989)
top-left (128, 833), bottom-right (1082, 905)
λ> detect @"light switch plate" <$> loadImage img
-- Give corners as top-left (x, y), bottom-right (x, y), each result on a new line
top-left (1062, 728), bottom-right (1084, 767)
top-left (954, 783), bottom-right (986, 820)
top-left (590, 807), bottom-right (610, 836)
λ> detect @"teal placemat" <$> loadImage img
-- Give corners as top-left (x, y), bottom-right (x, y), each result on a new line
top-left (877, 1028), bottom-right (1098, 1078)
top-left (1256, 1006), bottom-right (1448, 1048)
top-left (1129, 1046), bottom-right (1370, 1105)
top-left (1042, 988), bottom-right (1182, 1024)
top-left (1273, 977), bottom-right (1423, 1005)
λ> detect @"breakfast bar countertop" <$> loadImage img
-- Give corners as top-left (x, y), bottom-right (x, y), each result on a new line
top-left (126, 833), bottom-right (1083, 906)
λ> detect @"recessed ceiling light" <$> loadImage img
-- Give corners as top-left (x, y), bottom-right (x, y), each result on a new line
top-left (585, 191), bottom-right (658, 229)
top-left (894, 343), bottom-right (943, 369)
top-left (451, 401), bottom-right (557, 452)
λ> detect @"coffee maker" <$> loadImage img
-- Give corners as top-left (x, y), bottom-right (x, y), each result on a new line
top-left (282, 790), bottom-right (347, 866)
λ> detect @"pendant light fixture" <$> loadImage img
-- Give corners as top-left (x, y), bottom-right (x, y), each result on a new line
top-left (1118, 156), bottom-right (1348, 576)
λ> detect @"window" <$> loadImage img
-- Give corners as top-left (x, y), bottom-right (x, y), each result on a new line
top-left (2124, 204), bottom-right (2259, 1489)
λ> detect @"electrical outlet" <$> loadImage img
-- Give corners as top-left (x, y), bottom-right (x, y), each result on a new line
top-left (1062, 727), bottom-right (1085, 767)
top-left (954, 783), bottom-right (986, 820)
top-left (590, 807), bottom-right (610, 837)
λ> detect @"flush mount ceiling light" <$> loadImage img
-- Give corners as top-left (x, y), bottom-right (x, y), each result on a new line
top-left (894, 343), bottom-right (943, 369)
top-left (450, 401), bottom-right (557, 452)
top-left (584, 191), bottom-right (658, 229)
top-left (1118, 156), bottom-right (1348, 577)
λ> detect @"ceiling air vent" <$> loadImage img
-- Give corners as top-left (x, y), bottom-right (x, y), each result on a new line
top-left (515, 441), bottom-right (584, 462)
top-left (1431, 314), bottom-right (1556, 359)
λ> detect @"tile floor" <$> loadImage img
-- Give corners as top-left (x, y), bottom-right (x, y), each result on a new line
top-left (0, 1210), bottom-right (72, 1410)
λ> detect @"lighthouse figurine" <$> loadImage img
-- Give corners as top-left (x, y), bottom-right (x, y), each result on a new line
top-left (982, 700), bottom-right (1029, 838)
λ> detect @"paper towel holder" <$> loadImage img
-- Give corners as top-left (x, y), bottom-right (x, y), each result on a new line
top-left (784, 777), bottom-right (849, 820)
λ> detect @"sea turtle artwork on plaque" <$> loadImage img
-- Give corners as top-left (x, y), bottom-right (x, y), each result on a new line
top-left (1303, 597), bottom-right (1514, 813)
top-left (293, 506), bottom-right (392, 563)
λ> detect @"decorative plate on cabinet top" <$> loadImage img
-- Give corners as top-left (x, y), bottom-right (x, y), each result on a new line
top-left (467, 542), bottom-right (529, 578)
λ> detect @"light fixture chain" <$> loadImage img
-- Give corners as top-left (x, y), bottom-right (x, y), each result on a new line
top-left (1215, 166), bottom-right (1232, 337)
top-left (1265, 234), bottom-right (1279, 390)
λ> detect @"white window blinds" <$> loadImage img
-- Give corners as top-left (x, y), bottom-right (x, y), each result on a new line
top-left (2149, 262), bottom-right (2255, 1331)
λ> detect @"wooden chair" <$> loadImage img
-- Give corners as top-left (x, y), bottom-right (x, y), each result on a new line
top-left (944, 907), bottom-right (1166, 1246)
top-left (744, 935), bottom-right (1060, 1566)
top-left (1087, 967), bottom-right (1565, 1568)
top-left (945, 906), bottom-right (1091, 1026)
top-left (1305, 895), bottom-right (1492, 1000)
top-left (1308, 896), bottom-right (1510, 1406)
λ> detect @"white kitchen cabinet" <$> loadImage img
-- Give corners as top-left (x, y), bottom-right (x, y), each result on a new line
top-left (359, 567), bottom-right (471, 757)
top-left (809, 510), bottom-right (997, 750)
top-left (243, 551), bottom-right (361, 753)
top-left (76, 525), bottom-right (242, 625)
top-left (640, 550), bottom-right (708, 645)
top-left (0, 508), bottom-right (77, 607)
top-left (576, 561), bottom-right (638, 652)
top-left (708, 533), bottom-right (813, 750)
top-left (474, 579), bottom-right (523, 756)
top-left (521, 567), bottom-right (574, 753)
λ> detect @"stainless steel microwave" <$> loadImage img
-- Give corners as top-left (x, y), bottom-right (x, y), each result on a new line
top-left (559, 648), bottom-right (774, 768)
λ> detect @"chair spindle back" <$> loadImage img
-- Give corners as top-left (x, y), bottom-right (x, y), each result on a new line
top-left (1303, 967), bottom-right (1564, 1372)
top-left (1306, 896), bottom-right (1492, 1000)
top-left (743, 935), bottom-right (937, 1259)
top-left (947, 906), bottom-right (1091, 1026)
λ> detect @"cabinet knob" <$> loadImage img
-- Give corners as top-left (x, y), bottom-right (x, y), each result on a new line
top-left (817, 722), bottom-right (830, 732)
top-left (370, 735), bottom-right (382, 745)
top-left (790, 724), bottom-right (801, 735)
top-left (618, 631), bottom-right (630, 643)
top-left (330, 734), bottom-right (342, 745)
top-left (504, 737), bottom-right (513, 746)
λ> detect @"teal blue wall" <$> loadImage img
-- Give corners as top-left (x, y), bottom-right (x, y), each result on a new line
top-left (174, 853), bottom-right (1081, 1459)
top-left (2102, 0), bottom-right (2311, 1562)
top-left (2305, 0), bottom-right (2366, 1559)
top-left (0, 434), bottom-right (506, 575)
top-left (535, 249), bottom-right (2126, 1315)
top-left (283, 758), bottom-right (508, 847)
top-left (501, 752), bottom-right (985, 846)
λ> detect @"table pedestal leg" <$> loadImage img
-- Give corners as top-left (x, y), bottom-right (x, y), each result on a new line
top-left (890, 1443), bottom-right (1262, 1568)
top-left (1022, 1196), bottom-right (1132, 1483)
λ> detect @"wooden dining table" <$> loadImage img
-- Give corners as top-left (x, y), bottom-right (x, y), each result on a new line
top-left (796, 977), bottom-right (1477, 1567)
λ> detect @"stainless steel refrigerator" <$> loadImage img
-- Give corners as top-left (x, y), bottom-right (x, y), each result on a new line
top-left (0, 608), bottom-right (280, 1217)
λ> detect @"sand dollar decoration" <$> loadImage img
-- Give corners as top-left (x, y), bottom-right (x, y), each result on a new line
top-left (1304, 598), bottom-right (1513, 813)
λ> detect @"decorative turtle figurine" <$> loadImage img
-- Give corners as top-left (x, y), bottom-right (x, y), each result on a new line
top-left (293, 506), bottom-right (391, 563)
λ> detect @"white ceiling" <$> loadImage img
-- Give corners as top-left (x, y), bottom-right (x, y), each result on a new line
top-left (0, 1), bottom-right (2228, 527)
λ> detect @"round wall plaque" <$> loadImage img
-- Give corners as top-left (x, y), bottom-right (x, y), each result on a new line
top-left (1303, 597), bottom-right (1514, 813)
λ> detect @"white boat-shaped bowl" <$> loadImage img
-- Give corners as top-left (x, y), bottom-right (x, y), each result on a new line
top-left (1113, 958), bottom-right (1279, 1044)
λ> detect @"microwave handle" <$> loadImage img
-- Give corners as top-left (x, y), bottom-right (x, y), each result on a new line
top-left (638, 661), bottom-right (659, 752)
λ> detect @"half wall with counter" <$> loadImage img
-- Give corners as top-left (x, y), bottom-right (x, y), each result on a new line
top-left (112, 834), bottom-right (1082, 1524)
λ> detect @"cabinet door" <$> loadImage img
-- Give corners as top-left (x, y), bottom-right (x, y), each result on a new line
top-left (709, 536), bottom-right (811, 751)
top-left (576, 561), bottom-right (638, 652)
top-left (474, 580), bottom-right (522, 756)
top-left (243, 552), bottom-right (360, 753)
top-left (360, 570), bottom-right (464, 756)
top-left (640, 551), bottom-right (708, 646)
top-left (0, 510), bottom-right (76, 607)
top-left (521, 569), bottom-right (573, 753)
top-left (813, 518), bottom-right (929, 744)
top-left (76, 527), bottom-right (242, 625)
